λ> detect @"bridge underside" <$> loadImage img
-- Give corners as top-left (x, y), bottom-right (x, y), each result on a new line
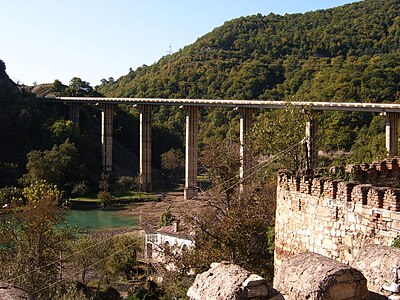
top-left (61, 97), bottom-right (400, 199)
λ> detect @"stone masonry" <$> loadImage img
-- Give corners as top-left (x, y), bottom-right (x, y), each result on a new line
top-left (275, 158), bottom-right (400, 280)
top-left (352, 245), bottom-right (400, 299)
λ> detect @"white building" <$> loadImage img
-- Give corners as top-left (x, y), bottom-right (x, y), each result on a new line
top-left (145, 220), bottom-right (194, 262)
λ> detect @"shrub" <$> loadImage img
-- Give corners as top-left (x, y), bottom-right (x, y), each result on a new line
top-left (0, 186), bottom-right (22, 206)
top-left (97, 191), bottom-right (114, 207)
top-left (71, 181), bottom-right (90, 197)
top-left (117, 176), bottom-right (136, 192)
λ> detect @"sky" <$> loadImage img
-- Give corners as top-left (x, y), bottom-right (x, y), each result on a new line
top-left (0, 0), bottom-right (359, 86)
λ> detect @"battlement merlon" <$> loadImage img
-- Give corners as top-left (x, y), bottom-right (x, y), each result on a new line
top-left (278, 159), bottom-right (400, 212)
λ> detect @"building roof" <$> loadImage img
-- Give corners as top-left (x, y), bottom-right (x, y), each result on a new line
top-left (156, 220), bottom-right (194, 240)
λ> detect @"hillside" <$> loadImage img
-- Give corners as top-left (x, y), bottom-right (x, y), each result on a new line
top-left (96, 0), bottom-right (400, 165)
top-left (98, 0), bottom-right (399, 102)
top-left (0, 0), bottom-right (399, 188)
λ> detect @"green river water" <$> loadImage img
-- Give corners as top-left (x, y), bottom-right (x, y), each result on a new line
top-left (66, 208), bottom-right (140, 231)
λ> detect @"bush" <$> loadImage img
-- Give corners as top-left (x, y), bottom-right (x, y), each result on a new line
top-left (72, 181), bottom-right (90, 197)
top-left (54, 282), bottom-right (89, 300)
top-left (0, 186), bottom-right (22, 206)
top-left (158, 206), bottom-right (174, 227)
top-left (97, 191), bottom-right (114, 207)
top-left (117, 176), bottom-right (136, 192)
top-left (94, 286), bottom-right (121, 300)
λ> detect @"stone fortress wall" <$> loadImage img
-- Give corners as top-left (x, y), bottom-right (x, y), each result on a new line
top-left (274, 157), bottom-right (400, 269)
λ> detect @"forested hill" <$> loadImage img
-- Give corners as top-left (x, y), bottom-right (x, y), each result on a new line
top-left (98, 0), bottom-right (400, 103)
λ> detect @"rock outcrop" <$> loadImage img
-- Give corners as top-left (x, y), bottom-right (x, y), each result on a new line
top-left (274, 252), bottom-right (368, 300)
top-left (0, 282), bottom-right (31, 300)
top-left (187, 262), bottom-right (283, 300)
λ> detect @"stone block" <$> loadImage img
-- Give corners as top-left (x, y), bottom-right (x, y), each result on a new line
top-left (275, 253), bottom-right (368, 300)
top-left (311, 178), bottom-right (325, 196)
top-left (188, 262), bottom-right (283, 300)
top-left (392, 220), bottom-right (400, 231)
top-left (324, 180), bottom-right (339, 199)
top-left (347, 212), bottom-right (356, 223)
top-left (328, 283), bottom-right (356, 299)
top-left (337, 181), bottom-right (356, 203)
top-left (352, 245), bottom-right (400, 295)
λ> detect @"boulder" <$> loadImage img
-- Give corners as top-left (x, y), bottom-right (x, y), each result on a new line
top-left (0, 282), bottom-right (31, 300)
top-left (274, 252), bottom-right (368, 300)
top-left (187, 262), bottom-right (283, 300)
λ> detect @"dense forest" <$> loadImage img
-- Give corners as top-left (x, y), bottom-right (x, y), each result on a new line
top-left (97, 0), bottom-right (400, 167)
top-left (1, 1), bottom-right (400, 298)
top-left (0, 0), bottom-right (400, 190)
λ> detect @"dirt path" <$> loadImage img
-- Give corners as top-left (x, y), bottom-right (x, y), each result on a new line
top-left (125, 191), bottom-right (204, 230)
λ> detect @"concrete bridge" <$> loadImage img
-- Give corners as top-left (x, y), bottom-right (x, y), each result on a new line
top-left (56, 97), bottom-right (400, 199)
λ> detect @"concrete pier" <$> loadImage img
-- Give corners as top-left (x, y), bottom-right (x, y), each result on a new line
top-left (239, 108), bottom-right (255, 191)
top-left (139, 105), bottom-right (154, 192)
top-left (101, 103), bottom-right (113, 172)
top-left (57, 97), bottom-right (400, 198)
top-left (184, 106), bottom-right (199, 200)
top-left (384, 112), bottom-right (399, 157)
top-left (69, 103), bottom-right (80, 127)
top-left (305, 117), bottom-right (319, 172)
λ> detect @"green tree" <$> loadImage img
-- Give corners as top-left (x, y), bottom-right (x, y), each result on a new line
top-left (349, 115), bottom-right (386, 164)
top-left (67, 234), bottom-right (139, 288)
top-left (50, 119), bottom-right (80, 145)
top-left (67, 235), bottom-right (101, 285)
top-left (199, 138), bottom-right (241, 209)
top-left (97, 190), bottom-right (114, 207)
top-left (21, 139), bottom-right (84, 193)
top-left (106, 234), bottom-right (139, 279)
top-left (52, 79), bottom-right (66, 94)
top-left (116, 176), bottom-right (136, 193)
top-left (0, 181), bottom-right (68, 299)
top-left (161, 149), bottom-right (184, 180)
top-left (62, 77), bottom-right (102, 97)
top-left (160, 139), bottom-right (277, 287)
top-left (250, 105), bottom-right (307, 175)
top-left (66, 77), bottom-right (93, 96)
top-left (158, 205), bottom-right (174, 227)
top-left (189, 180), bottom-right (276, 281)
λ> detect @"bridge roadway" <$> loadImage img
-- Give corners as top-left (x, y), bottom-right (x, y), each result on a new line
top-left (54, 97), bottom-right (400, 199)
top-left (58, 97), bottom-right (400, 112)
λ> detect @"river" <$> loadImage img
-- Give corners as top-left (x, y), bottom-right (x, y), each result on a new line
top-left (66, 207), bottom-right (140, 232)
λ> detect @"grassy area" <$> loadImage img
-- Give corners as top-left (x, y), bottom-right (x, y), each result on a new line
top-left (69, 191), bottom-right (161, 204)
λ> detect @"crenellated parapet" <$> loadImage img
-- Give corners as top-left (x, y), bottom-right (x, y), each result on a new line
top-left (275, 159), bottom-right (400, 270)
top-left (278, 158), bottom-right (400, 212)
top-left (344, 157), bottom-right (400, 187)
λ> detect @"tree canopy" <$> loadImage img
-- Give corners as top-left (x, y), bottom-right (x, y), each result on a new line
top-left (95, 0), bottom-right (400, 165)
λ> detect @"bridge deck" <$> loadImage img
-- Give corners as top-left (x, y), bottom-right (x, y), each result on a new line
top-left (52, 97), bottom-right (400, 113)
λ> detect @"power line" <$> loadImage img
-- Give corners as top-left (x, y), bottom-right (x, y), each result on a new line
top-left (8, 135), bottom-right (307, 293)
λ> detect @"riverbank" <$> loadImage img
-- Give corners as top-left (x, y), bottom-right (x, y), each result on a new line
top-left (66, 191), bottom-right (204, 233)
top-left (68, 191), bottom-right (161, 209)
top-left (124, 191), bottom-right (204, 230)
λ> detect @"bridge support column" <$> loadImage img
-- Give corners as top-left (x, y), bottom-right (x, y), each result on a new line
top-left (101, 103), bottom-right (113, 172)
top-left (384, 112), bottom-right (399, 157)
top-left (305, 116), bottom-right (319, 173)
top-left (139, 105), bottom-right (154, 192)
top-left (239, 108), bottom-right (255, 193)
top-left (184, 106), bottom-right (199, 200)
top-left (69, 103), bottom-right (80, 127)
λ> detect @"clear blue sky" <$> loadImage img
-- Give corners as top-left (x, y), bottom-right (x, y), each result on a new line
top-left (0, 0), bottom-right (359, 86)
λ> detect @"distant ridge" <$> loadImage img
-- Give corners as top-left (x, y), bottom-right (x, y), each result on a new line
top-left (98, 0), bottom-right (400, 103)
